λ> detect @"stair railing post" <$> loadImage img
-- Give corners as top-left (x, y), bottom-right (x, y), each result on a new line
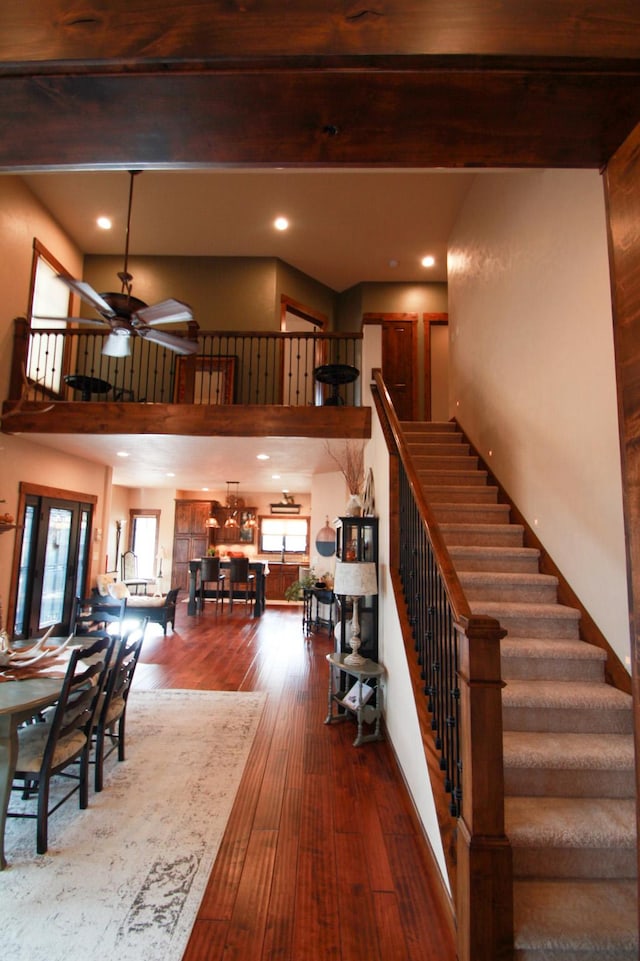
top-left (455, 613), bottom-right (513, 961)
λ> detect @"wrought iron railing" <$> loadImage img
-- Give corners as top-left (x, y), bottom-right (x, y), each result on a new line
top-left (10, 318), bottom-right (363, 407)
top-left (399, 460), bottom-right (461, 814)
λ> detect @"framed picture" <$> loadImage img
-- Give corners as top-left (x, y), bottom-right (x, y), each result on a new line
top-left (174, 355), bottom-right (236, 404)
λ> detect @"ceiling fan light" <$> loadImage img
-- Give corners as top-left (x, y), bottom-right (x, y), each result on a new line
top-left (103, 332), bottom-right (132, 357)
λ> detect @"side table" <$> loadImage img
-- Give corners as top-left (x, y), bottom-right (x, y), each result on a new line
top-left (303, 587), bottom-right (335, 636)
top-left (324, 652), bottom-right (384, 746)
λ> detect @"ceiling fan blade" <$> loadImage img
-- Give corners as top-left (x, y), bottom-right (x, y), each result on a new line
top-left (137, 328), bottom-right (198, 354)
top-left (57, 276), bottom-right (116, 318)
top-left (134, 299), bottom-right (193, 326)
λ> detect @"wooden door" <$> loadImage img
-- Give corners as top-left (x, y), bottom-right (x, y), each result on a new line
top-left (379, 315), bottom-right (418, 421)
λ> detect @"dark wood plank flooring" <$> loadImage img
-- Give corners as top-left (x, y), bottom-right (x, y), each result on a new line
top-left (133, 600), bottom-right (456, 961)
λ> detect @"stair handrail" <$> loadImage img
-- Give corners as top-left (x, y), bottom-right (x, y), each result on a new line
top-left (371, 370), bottom-right (514, 961)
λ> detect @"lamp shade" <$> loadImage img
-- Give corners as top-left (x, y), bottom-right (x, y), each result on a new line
top-left (333, 560), bottom-right (377, 597)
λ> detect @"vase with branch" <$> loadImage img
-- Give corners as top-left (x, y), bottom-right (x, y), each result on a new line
top-left (325, 441), bottom-right (365, 515)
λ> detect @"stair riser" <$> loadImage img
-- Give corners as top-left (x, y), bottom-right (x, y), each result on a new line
top-left (424, 486), bottom-right (499, 504)
top-left (407, 443), bottom-right (470, 457)
top-left (495, 613), bottom-right (580, 638)
top-left (462, 583), bottom-right (558, 605)
top-left (412, 455), bottom-right (479, 471)
top-left (501, 656), bottom-right (605, 683)
top-left (442, 526), bottom-right (524, 547)
top-left (433, 505), bottom-right (511, 524)
top-left (450, 549), bottom-right (541, 573)
top-left (417, 469), bottom-right (488, 486)
top-left (503, 706), bottom-right (634, 735)
top-left (504, 768), bottom-right (636, 798)
top-left (512, 848), bottom-right (637, 881)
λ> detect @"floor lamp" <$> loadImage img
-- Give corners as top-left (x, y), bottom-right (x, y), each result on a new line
top-left (333, 560), bottom-right (378, 667)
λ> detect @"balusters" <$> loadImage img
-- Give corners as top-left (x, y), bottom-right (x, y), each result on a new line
top-left (397, 458), bottom-right (462, 817)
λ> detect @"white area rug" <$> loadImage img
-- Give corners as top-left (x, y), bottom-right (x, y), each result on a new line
top-left (0, 688), bottom-right (266, 961)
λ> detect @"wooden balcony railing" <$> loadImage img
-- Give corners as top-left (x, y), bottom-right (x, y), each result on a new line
top-left (9, 318), bottom-right (363, 408)
top-left (370, 370), bottom-right (514, 961)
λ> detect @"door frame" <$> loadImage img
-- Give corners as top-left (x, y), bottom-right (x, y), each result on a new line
top-left (424, 312), bottom-right (449, 421)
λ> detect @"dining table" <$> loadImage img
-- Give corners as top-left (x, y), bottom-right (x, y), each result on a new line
top-left (0, 675), bottom-right (62, 868)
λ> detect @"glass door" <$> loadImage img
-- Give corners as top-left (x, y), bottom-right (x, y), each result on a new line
top-left (14, 495), bottom-right (93, 639)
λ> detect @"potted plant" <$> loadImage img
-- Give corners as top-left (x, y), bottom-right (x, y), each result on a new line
top-left (284, 568), bottom-right (316, 602)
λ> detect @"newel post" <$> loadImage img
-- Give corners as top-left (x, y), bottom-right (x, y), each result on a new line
top-left (455, 614), bottom-right (513, 961)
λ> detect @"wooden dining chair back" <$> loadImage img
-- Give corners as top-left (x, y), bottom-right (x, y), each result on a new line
top-left (199, 556), bottom-right (226, 611)
top-left (93, 620), bottom-right (148, 792)
top-left (9, 634), bottom-right (114, 855)
top-left (73, 595), bottom-right (126, 636)
top-left (228, 556), bottom-right (255, 612)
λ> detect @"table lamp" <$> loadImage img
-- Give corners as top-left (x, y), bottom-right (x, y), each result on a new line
top-left (333, 560), bottom-right (378, 666)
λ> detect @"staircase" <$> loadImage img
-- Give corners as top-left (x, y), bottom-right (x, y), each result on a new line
top-left (401, 420), bottom-right (638, 961)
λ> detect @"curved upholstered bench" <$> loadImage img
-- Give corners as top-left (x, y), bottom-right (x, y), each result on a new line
top-left (125, 588), bottom-right (180, 635)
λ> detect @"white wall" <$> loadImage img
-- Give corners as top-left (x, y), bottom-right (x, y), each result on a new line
top-left (448, 170), bottom-right (630, 664)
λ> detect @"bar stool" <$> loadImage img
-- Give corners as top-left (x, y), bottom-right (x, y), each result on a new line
top-left (228, 557), bottom-right (255, 613)
top-left (200, 556), bottom-right (226, 612)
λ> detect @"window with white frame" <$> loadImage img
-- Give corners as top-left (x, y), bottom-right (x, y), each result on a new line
top-left (259, 516), bottom-right (309, 555)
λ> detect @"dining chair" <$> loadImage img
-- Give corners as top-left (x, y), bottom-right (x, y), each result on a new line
top-left (8, 634), bottom-right (114, 855)
top-left (228, 556), bottom-right (255, 613)
top-left (93, 620), bottom-right (148, 792)
top-left (73, 595), bottom-right (126, 636)
top-left (199, 556), bottom-right (226, 612)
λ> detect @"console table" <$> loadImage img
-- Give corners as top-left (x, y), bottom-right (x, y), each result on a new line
top-left (325, 652), bottom-right (384, 746)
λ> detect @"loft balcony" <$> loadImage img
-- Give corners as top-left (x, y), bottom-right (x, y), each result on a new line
top-left (2, 318), bottom-right (371, 440)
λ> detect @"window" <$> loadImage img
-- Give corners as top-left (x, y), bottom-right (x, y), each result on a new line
top-left (259, 516), bottom-right (309, 555)
top-left (129, 510), bottom-right (160, 578)
top-left (27, 239), bottom-right (73, 395)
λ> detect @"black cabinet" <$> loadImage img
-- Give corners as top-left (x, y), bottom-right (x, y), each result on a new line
top-left (334, 516), bottom-right (378, 662)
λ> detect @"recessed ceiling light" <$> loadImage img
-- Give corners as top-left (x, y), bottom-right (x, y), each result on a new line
top-left (274, 216), bottom-right (289, 231)
top-left (421, 255), bottom-right (435, 268)
top-left (201, 487), bottom-right (209, 491)
top-left (256, 453), bottom-right (270, 460)
top-left (271, 474), bottom-right (281, 480)
top-left (116, 451), bottom-right (129, 458)
top-left (97, 216), bottom-right (112, 230)
top-left (166, 472), bottom-right (175, 478)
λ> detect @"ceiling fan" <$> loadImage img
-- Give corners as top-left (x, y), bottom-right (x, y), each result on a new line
top-left (38, 171), bottom-right (198, 358)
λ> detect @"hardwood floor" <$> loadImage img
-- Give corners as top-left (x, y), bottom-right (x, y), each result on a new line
top-left (133, 601), bottom-right (456, 961)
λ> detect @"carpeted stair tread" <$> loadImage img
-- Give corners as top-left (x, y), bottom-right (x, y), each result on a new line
top-left (460, 570), bottom-right (558, 604)
top-left (503, 679), bottom-right (633, 734)
top-left (504, 731), bottom-right (635, 772)
top-left (513, 879), bottom-right (639, 959)
top-left (503, 731), bottom-right (636, 797)
top-left (501, 637), bottom-right (606, 681)
top-left (449, 544), bottom-right (541, 571)
top-left (472, 600), bottom-right (581, 638)
top-left (503, 679), bottom-right (631, 710)
top-left (506, 796), bottom-right (637, 879)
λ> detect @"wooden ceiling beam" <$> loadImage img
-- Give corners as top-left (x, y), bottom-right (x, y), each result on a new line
top-left (1, 67), bottom-right (639, 171)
